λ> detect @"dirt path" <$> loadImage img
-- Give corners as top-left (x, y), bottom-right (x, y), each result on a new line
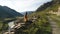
top-left (50, 16), bottom-right (60, 20)
top-left (48, 16), bottom-right (60, 34)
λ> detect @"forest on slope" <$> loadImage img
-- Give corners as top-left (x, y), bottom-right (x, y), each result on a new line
top-left (0, 6), bottom-right (23, 21)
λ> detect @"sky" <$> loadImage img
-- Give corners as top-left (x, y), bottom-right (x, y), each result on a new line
top-left (0, 0), bottom-right (52, 12)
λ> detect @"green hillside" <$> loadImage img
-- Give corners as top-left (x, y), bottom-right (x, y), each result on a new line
top-left (24, 0), bottom-right (60, 34)
top-left (0, 0), bottom-right (60, 34)
top-left (0, 6), bottom-right (23, 34)
top-left (0, 6), bottom-right (23, 20)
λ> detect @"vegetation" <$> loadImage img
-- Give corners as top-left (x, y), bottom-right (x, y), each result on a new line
top-left (0, 0), bottom-right (60, 34)
top-left (14, 11), bottom-right (52, 34)
top-left (0, 21), bottom-right (8, 34)
top-left (0, 21), bottom-right (3, 31)
top-left (0, 18), bottom-right (16, 34)
top-left (24, 0), bottom-right (60, 34)
top-left (49, 14), bottom-right (60, 28)
top-left (0, 6), bottom-right (23, 20)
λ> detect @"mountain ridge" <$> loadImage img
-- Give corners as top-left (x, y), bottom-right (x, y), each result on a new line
top-left (0, 6), bottom-right (23, 20)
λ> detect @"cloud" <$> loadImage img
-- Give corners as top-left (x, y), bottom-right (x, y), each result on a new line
top-left (0, 0), bottom-right (52, 12)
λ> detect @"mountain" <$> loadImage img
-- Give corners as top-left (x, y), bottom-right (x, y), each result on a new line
top-left (0, 6), bottom-right (23, 19)
top-left (21, 11), bottom-right (34, 15)
top-left (36, 1), bottom-right (53, 11)
top-left (36, 0), bottom-right (60, 11)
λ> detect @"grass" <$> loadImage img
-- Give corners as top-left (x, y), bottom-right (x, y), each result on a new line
top-left (16, 12), bottom-right (52, 34)
top-left (0, 19), bottom-right (10, 34)
top-left (0, 1), bottom-right (60, 34)
top-left (49, 14), bottom-right (60, 28)
top-left (0, 22), bottom-right (3, 31)
top-left (0, 21), bottom-right (3, 34)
